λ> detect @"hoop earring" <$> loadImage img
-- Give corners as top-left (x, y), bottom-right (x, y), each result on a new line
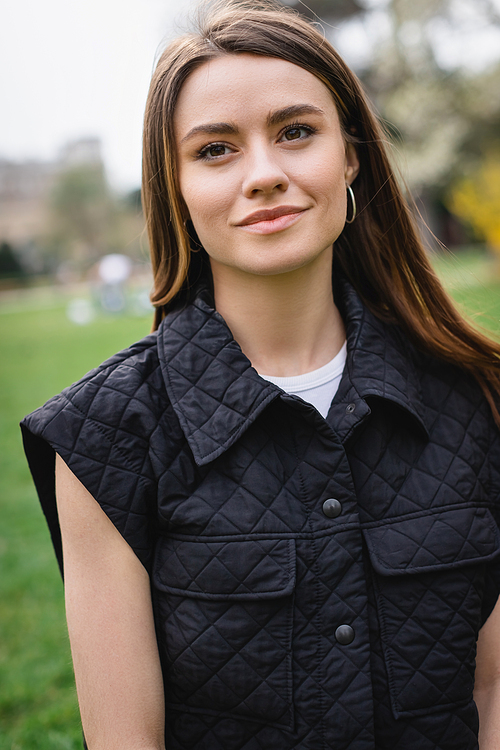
top-left (345, 184), bottom-right (357, 224)
top-left (184, 218), bottom-right (202, 253)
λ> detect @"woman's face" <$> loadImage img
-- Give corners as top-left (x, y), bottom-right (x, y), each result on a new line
top-left (174, 53), bottom-right (359, 279)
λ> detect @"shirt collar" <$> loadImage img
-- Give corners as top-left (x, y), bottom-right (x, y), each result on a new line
top-left (158, 278), bottom-right (429, 466)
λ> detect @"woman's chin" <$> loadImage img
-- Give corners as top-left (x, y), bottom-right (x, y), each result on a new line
top-left (209, 246), bottom-right (333, 280)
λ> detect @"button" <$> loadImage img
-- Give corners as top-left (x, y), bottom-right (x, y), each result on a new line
top-left (322, 498), bottom-right (342, 518)
top-left (345, 403), bottom-right (356, 414)
top-left (335, 625), bottom-right (355, 645)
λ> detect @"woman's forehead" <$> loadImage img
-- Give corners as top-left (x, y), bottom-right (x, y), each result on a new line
top-left (173, 53), bottom-right (340, 137)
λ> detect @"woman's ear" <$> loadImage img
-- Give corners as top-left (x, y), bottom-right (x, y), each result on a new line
top-left (344, 142), bottom-right (360, 185)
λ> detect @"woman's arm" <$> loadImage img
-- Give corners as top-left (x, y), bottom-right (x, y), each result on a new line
top-left (475, 593), bottom-right (500, 749)
top-left (55, 454), bottom-right (165, 750)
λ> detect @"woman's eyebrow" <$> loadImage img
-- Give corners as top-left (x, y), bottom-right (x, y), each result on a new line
top-left (181, 122), bottom-right (238, 144)
top-left (266, 104), bottom-right (326, 126)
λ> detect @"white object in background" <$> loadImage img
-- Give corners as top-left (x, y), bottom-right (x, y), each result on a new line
top-left (66, 298), bottom-right (95, 325)
top-left (97, 254), bottom-right (132, 284)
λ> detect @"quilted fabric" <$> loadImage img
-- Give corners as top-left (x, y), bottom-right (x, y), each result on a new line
top-left (21, 276), bottom-right (500, 750)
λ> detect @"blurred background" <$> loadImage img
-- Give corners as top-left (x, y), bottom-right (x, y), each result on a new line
top-left (1, 0), bottom-right (500, 747)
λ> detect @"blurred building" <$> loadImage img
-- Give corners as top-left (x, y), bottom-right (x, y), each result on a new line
top-left (0, 137), bottom-right (104, 252)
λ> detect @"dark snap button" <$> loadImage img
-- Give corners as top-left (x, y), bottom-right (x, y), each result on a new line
top-left (345, 403), bottom-right (356, 414)
top-left (322, 498), bottom-right (342, 518)
top-left (335, 625), bottom-right (355, 645)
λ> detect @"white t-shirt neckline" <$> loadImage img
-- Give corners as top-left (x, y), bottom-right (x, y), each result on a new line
top-left (259, 342), bottom-right (347, 418)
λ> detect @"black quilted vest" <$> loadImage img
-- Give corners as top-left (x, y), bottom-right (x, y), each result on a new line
top-left (22, 278), bottom-right (500, 749)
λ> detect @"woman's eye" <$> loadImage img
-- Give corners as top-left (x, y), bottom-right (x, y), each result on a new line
top-left (280, 125), bottom-right (314, 142)
top-left (284, 128), bottom-right (304, 141)
top-left (199, 143), bottom-right (231, 159)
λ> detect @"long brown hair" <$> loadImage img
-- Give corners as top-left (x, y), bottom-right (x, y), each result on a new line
top-left (142, 0), bottom-right (500, 422)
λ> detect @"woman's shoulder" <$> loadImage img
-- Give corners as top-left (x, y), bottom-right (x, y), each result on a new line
top-left (21, 330), bottom-right (173, 574)
top-left (21, 328), bottom-right (176, 474)
top-left (66, 329), bottom-right (164, 404)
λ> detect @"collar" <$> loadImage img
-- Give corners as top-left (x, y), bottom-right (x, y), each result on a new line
top-left (328, 277), bottom-right (430, 442)
top-left (158, 279), bottom-right (430, 467)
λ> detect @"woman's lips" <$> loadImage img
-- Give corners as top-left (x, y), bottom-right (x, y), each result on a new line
top-left (236, 206), bottom-right (307, 235)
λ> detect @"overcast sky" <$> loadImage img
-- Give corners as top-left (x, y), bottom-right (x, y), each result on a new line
top-left (0, 0), bottom-right (198, 191)
top-left (2, 0), bottom-right (500, 192)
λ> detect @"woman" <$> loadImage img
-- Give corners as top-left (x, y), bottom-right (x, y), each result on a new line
top-left (21, 1), bottom-right (500, 748)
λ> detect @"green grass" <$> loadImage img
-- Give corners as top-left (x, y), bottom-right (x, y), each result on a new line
top-left (0, 304), bottom-right (152, 749)
top-left (1, 250), bottom-right (499, 748)
top-left (432, 247), bottom-right (500, 337)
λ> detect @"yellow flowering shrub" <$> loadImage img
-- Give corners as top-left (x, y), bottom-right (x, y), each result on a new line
top-left (449, 155), bottom-right (500, 252)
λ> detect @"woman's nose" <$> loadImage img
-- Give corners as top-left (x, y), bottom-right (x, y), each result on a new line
top-left (241, 147), bottom-right (290, 197)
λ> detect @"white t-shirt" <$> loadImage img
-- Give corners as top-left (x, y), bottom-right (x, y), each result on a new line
top-left (259, 342), bottom-right (347, 418)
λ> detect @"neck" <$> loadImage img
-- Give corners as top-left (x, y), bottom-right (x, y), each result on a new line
top-left (211, 248), bottom-right (345, 376)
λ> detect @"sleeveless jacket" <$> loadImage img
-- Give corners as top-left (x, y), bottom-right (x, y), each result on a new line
top-left (21, 277), bottom-right (500, 749)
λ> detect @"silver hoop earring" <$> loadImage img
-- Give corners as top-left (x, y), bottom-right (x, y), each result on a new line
top-left (345, 184), bottom-right (357, 224)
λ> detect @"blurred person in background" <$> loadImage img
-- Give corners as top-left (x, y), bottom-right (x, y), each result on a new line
top-left (21, 1), bottom-right (500, 748)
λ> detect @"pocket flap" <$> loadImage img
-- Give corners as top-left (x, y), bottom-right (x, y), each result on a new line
top-left (363, 507), bottom-right (500, 576)
top-left (154, 538), bottom-right (296, 600)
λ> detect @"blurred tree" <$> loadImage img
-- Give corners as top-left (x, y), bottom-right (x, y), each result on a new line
top-left (125, 187), bottom-right (142, 212)
top-left (43, 163), bottom-right (115, 270)
top-left (41, 167), bottom-right (146, 274)
top-left (448, 153), bottom-right (500, 254)
top-left (363, 0), bottom-right (500, 193)
top-left (107, 189), bottom-right (148, 264)
top-left (0, 241), bottom-right (25, 279)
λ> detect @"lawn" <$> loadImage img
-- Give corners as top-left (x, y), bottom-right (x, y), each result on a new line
top-left (431, 247), bottom-right (500, 335)
top-left (1, 250), bottom-right (499, 748)
top-left (0, 301), bottom-right (152, 750)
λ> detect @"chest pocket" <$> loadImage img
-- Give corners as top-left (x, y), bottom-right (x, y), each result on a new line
top-left (363, 506), bottom-right (500, 719)
top-left (152, 537), bottom-right (295, 730)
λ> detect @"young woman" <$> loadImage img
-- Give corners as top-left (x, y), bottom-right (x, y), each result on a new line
top-left (21, 1), bottom-right (500, 748)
